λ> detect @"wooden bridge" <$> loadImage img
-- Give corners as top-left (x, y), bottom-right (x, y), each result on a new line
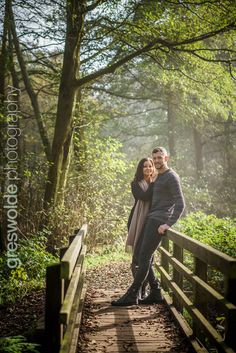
top-left (36, 224), bottom-right (236, 353)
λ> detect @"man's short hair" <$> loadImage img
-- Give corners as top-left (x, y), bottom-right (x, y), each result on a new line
top-left (152, 146), bottom-right (168, 156)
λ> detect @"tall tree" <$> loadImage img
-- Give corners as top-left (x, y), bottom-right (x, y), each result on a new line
top-left (5, 0), bottom-right (236, 211)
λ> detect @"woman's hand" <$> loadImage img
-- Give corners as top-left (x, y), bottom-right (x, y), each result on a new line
top-left (150, 169), bottom-right (158, 182)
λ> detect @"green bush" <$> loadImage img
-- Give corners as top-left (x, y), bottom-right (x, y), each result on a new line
top-left (0, 232), bottom-right (58, 305)
top-left (176, 211), bottom-right (236, 258)
top-left (40, 131), bottom-right (134, 251)
top-left (69, 133), bottom-right (133, 249)
top-left (0, 335), bottom-right (39, 353)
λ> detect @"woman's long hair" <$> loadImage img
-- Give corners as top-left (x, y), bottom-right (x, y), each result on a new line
top-left (133, 158), bottom-right (154, 182)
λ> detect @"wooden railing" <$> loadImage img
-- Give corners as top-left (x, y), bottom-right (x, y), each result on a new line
top-left (44, 224), bottom-right (88, 353)
top-left (156, 229), bottom-right (236, 353)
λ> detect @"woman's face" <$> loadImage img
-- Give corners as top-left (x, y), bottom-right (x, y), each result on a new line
top-left (143, 160), bottom-right (154, 177)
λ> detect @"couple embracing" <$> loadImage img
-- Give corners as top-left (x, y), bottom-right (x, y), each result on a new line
top-left (112, 147), bottom-right (185, 306)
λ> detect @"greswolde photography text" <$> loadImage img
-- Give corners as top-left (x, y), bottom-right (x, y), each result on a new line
top-left (3, 85), bottom-right (22, 269)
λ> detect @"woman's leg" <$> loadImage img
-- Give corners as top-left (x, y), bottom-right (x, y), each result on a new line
top-left (111, 219), bottom-right (162, 306)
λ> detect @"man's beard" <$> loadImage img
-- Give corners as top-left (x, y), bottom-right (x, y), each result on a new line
top-left (155, 163), bottom-right (164, 170)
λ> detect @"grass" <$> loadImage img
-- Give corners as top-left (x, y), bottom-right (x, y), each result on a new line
top-left (86, 243), bottom-right (131, 268)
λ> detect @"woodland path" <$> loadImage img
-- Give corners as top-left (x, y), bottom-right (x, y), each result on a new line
top-left (77, 262), bottom-right (192, 353)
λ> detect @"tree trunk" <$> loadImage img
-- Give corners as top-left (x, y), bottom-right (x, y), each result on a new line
top-left (167, 91), bottom-right (177, 159)
top-left (193, 127), bottom-right (204, 180)
top-left (8, 0), bottom-right (51, 161)
top-left (57, 128), bottom-right (74, 206)
top-left (43, 0), bottom-right (86, 208)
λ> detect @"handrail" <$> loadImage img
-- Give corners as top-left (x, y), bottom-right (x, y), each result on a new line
top-left (166, 229), bottom-right (236, 276)
top-left (156, 228), bottom-right (236, 353)
top-left (44, 224), bottom-right (88, 353)
top-left (61, 224), bottom-right (87, 279)
top-left (60, 245), bottom-right (87, 325)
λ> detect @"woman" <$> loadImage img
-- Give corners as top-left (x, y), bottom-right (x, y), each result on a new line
top-left (126, 158), bottom-right (157, 298)
top-left (126, 157), bottom-right (155, 252)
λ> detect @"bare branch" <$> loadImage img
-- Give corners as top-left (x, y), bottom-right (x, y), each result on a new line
top-left (75, 21), bottom-right (236, 88)
top-left (202, 129), bottom-right (236, 145)
top-left (85, 0), bottom-right (107, 13)
top-left (90, 86), bottom-right (162, 101)
top-left (174, 48), bottom-right (236, 64)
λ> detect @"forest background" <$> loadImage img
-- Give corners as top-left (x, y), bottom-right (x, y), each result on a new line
top-left (0, 0), bottom-right (236, 321)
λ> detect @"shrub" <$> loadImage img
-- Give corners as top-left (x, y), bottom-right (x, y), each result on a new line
top-left (176, 211), bottom-right (236, 258)
top-left (0, 232), bottom-right (58, 305)
top-left (0, 335), bottom-right (40, 353)
top-left (40, 135), bottom-right (134, 251)
top-left (68, 134), bottom-right (133, 249)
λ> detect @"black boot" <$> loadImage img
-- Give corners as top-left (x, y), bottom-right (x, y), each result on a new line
top-left (140, 279), bottom-right (149, 299)
top-left (139, 287), bottom-right (163, 304)
top-left (131, 264), bottom-right (149, 300)
top-left (111, 287), bottom-right (139, 306)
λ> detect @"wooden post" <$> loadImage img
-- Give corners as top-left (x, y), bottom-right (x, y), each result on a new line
top-left (193, 257), bottom-right (208, 311)
top-left (173, 243), bottom-right (183, 313)
top-left (224, 268), bottom-right (236, 350)
top-left (161, 236), bottom-right (169, 291)
top-left (60, 247), bottom-right (69, 295)
top-left (193, 257), bottom-right (207, 342)
top-left (45, 264), bottom-right (64, 353)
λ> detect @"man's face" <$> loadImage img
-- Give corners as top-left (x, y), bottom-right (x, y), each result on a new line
top-left (152, 151), bottom-right (168, 170)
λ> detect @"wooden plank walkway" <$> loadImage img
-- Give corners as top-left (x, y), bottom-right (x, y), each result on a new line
top-left (77, 289), bottom-right (192, 353)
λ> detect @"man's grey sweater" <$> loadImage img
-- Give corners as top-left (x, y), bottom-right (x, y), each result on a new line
top-left (148, 169), bottom-right (185, 227)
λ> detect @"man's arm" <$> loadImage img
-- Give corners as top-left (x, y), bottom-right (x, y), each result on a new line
top-left (166, 174), bottom-right (185, 227)
top-left (131, 181), bottom-right (153, 201)
top-left (158, 175), bottom-right (185, 234)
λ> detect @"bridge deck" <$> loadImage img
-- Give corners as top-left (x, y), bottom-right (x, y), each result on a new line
top-left (78, 289), bottom-right (192, 353)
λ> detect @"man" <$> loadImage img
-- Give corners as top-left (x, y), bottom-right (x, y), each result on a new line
top-left (112, 146), bottom-right (185, 306)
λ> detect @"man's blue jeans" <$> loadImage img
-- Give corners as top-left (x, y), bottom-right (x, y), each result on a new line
top-left (131, 218), bottom-right (163, 290)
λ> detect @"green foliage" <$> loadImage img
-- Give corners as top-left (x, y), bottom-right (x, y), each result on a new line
top-left (180, 169), bottom-right (236, 219)
top-left (181, 177), bottom-right (213, 213)
top-left (44, 204), bottom-right (81, 251)
top-left (38, 99), bottom-right (136, 251)
top-left (86, 243), bottom-right (131, 269)
top-left (0, 335), bottom-right (39, 353)
top-left (176, 212), bottom-right (236, 258)
top-left (0, 232), bottom-right (57, 305)
top-left (18, 152), bottom-right (52, 236)
top-left (72, 130), bottom-right (133, 249)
